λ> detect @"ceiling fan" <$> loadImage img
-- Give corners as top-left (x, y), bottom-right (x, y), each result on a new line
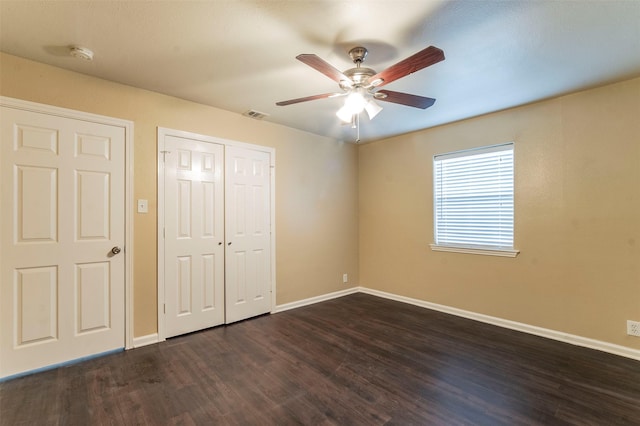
top-left (276, 45), bottom-right (445, 139)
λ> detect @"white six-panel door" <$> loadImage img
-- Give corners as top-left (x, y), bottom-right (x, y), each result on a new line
top-left (159, 129), bottom-right (273, 338)
top-left (162, 135), bottom-right (225, 338)
top-left (224, 146), bottom-right (272, 324)
top-left (0, 106), bottom-right (126, 378)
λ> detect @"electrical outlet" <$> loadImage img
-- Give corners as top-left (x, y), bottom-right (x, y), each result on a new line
top-left (343, 273), bottom-right (348, 284)
top-left (627, 320), bottom-right (640, 337)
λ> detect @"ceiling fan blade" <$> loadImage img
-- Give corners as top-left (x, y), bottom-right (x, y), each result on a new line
top-left (369, 46), bottom-right (444, 88)
top-left (276, 93), bottom-right (342, 106)
top-left (375, 90), bottom-right (436, 109)
top-left (296, 54), bottom-right (351, 83)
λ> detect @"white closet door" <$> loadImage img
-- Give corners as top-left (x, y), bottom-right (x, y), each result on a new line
top-left (163, 135), bottom-right (225, 338)
top-left (0, 107), bottom-right (126, 378)
top-left (225, 146), bottom-right (272, 324)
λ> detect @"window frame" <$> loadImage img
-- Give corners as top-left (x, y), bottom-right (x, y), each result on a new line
top-left (430, 143), bottom-right (519, 257)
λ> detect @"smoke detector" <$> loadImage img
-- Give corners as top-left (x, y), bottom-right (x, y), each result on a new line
top-left (69, 46), bottom-right (94, 61)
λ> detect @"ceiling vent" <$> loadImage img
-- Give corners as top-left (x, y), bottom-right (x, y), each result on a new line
top-left (243, 110), bottom-right (269, 120)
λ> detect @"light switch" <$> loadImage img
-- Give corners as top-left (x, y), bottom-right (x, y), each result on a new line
top-left (137, 199), bottom-right (148, 213)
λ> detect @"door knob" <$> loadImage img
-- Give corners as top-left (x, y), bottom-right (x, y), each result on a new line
top-left (227, 242), bottom-right (232, 246)
top-left (111, 246), bottom-right (122, 255)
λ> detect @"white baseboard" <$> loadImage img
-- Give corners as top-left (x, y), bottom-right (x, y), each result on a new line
top-left (358, 286), bottom-right (640, 362)
top-left (132, 333), bottom-right (159, 348)
top-left (131, 287), bottom-right (640, 362)
top-left (273, 287), bottom-right (359, 313)
top-left (132, 288), bottom-right (359, 348)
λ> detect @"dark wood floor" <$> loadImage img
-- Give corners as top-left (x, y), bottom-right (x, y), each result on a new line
top-left (2, 293), bottom-right (640, 425)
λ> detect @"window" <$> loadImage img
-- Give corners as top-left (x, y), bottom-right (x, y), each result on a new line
top-left (431, 143), bottom-right (518, 257)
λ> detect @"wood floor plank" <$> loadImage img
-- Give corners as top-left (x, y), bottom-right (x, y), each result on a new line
top-left (2, 293), bottom-right (640, 425)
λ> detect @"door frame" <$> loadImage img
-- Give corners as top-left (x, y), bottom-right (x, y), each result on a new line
top-left (157, 127), bottom-right (276, 342)
top-left (0, 96), bottom-right (135, 353)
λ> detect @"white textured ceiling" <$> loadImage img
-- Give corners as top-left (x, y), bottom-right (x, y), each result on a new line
top-left (1, 1), bottom-right (639, 143)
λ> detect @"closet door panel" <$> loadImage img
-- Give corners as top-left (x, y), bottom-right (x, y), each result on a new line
top-left (224, 146), bottom-right (271, 324)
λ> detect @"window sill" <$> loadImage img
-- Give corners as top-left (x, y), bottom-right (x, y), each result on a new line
top-left (429, 244), bottom-right (520, 258)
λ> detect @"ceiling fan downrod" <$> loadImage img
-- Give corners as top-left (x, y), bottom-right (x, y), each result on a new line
top-left (342, 47), bottom-right (376, 88)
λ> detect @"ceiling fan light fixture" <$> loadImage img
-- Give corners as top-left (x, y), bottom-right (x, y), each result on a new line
top-left (336, 105), bottom-right (353, 123)
top-left (365, 99), bottom-right (383, 120)
top-left (339, 79), bottom-right (354, 90)
top-left (344, 90), bottom-right (367, 113)
top-left (336, 89), bottom-right (368, 122)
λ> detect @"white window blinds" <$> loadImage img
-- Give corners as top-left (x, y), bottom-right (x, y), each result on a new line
top-left (434, 143), bottom-right (514, 250)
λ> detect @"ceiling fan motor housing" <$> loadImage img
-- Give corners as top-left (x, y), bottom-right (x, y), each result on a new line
top-left (343, 67), bottom-right (376, 86)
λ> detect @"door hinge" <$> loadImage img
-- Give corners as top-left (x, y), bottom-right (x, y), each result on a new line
top-left (164, 303), bottom-right (166, 314)
top-left (160, 150), bottom-right (171, 162)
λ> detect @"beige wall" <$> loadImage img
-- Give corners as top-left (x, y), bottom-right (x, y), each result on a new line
top-left (359, 77), bottom-right (640, 349)
top-left (0, 53), bottom-right (360, 337)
